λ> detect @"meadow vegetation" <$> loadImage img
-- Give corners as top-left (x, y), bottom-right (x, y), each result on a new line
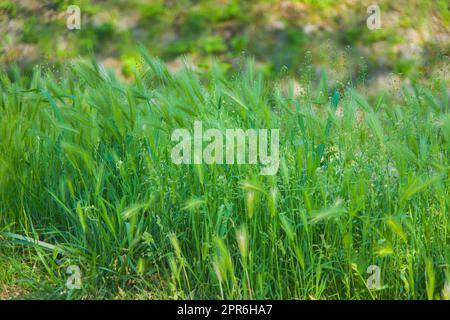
top-left (0, 52), bottom-right (448, 299)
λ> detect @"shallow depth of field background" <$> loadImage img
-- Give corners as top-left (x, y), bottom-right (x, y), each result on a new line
top-left (1, 0), bottom-right (449, 89)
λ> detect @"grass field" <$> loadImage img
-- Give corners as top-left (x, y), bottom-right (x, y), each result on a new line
top-left (0, 52), bottom-right (449, 299)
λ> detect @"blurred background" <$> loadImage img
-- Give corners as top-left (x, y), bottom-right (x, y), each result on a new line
top-left (1, 0), bottom-right (449, 93)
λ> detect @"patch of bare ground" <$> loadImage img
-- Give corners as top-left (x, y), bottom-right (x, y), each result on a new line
top-left (0, 286), bottom-right (28, 300)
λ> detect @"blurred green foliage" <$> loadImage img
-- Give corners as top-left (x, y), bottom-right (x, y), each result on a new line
top-left (0, 0), bottom-right (448, 88)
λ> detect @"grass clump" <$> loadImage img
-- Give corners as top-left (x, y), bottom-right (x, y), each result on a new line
top-left (0, 53), bottom-right (449, 299)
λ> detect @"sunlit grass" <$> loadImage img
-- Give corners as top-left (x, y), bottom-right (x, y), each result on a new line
top-left (0, 52), bottom-right (449, 299)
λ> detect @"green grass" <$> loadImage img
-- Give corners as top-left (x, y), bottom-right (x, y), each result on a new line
top-left (0, 53), bottom-right (449, 300)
